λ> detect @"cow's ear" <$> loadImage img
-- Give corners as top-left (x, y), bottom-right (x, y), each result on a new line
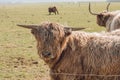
top-left (64, 27), bottom-right (72, 36)
top-left (97, 14), bottom-right (103, 18)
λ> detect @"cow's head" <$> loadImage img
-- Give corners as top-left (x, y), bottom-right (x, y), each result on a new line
top-left (17, 22), bottom-right (85, 68)
top-left (89, 3), bottom-right (111, 27)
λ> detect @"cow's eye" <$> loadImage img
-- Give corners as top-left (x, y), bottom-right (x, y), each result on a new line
top-left (31, 29), bottom-right (38, 34)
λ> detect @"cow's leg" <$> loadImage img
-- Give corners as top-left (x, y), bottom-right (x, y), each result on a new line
top-left (54, 12), bottom-right (56, 15)
top-left (49, 12), bottom-right (51, 15)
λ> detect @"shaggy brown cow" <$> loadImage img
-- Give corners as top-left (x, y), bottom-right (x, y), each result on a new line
top-left (48, 6), bottom-right (59, 15)
top-left (89, 3), bottom-right (120, 32)
top-left (18, 22), bottom-right (120, 80)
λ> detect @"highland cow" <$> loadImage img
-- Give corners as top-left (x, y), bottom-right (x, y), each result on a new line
top-left (18, 22), bottom-right (120, 80)
top-left (89, 3), bottom-right (120, 32)
top-left (48, 6), bottom-right (59, 15)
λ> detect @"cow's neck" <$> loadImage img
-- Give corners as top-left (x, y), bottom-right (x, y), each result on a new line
top-left (105, 14), bottom-right (115, 32)
top-left (50, 34), bottom-right (85, 73)
top-left (51, 33), bottom-right (88, 73)
top-left (51, 39), bottom-right (71, 72)
top-left (51, 37), bottom-right (71, 71)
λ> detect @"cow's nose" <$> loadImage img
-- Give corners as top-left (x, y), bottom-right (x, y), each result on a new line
top-left (42, 51), bottom-right (51, 58)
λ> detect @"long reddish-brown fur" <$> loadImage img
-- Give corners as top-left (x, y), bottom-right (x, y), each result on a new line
top-left (18, 22), bottom-right (120, 80)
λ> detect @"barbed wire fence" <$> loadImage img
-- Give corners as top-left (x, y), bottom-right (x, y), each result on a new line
top-left (51, 72), bottom-right (120, 77)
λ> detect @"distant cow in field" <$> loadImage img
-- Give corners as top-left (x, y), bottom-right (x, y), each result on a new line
top-left (48, 6), bottom-right (59, 15)
top-left (89, 3), bottom-right (120, 32)
top-left (18, 22), bottom-right (120, 80)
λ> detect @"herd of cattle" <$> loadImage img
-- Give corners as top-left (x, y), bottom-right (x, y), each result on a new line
top-left (18, 3), bottom-right (120, 80)
top-left (49, 3), bottom-right (120, 32)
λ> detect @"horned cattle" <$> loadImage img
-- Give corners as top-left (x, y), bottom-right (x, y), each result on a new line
top-left (48, 6), bottom-right (59, 15)
top-left (18, 22), bottom-right (120, 80)
top-left (89, 3), bottom-right (120, 32)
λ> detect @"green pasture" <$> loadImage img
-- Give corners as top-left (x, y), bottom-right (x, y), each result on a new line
top-left (0, 2), bottom-right (120, 80)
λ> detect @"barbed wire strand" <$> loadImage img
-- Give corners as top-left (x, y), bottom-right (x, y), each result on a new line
top-left (50, 72), bottom-right (120, 77)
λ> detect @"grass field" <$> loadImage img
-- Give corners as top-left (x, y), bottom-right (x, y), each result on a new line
top-left (0, 2), bottom-right (120, 80)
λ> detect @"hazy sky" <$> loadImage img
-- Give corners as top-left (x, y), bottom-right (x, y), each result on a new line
top-left (0, 0), bottom-right (106, 3)
top-left (0, 0), bottom-right (119, 3)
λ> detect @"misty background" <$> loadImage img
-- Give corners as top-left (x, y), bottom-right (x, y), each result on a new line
top-left (0, 0), bottom-right (119, 4)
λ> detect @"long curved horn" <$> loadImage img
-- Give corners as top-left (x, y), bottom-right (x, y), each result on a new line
top-left (106, 3), bottom-right (110, 12)
top-left (89, 2), bottom-right (99, 15)
top-left (17, 24), bottom-right (39, 29)
top-left (65, 27), bottom-right (86, 31)
top-left (71, 27), bottom-right (86, 31)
